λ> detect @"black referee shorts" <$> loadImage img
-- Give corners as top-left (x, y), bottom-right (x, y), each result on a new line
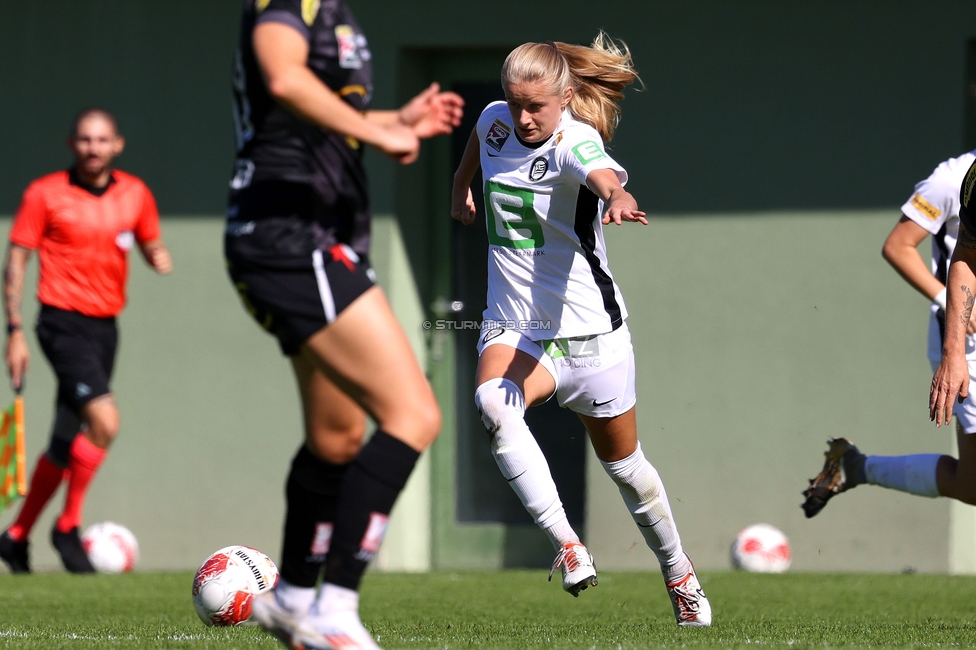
top-left (35, 305), bottom-right (118, 414)
top-left (224, 183), bottom-right (375, 356)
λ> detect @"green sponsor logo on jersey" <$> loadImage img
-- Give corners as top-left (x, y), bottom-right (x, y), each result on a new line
top-left (485, 181), bottom-right (545, 249)
top-left (572, 140), bottom-right (605, 165)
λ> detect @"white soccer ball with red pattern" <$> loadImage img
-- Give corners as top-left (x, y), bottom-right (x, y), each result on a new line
top-left (81, 522), bottom-right (139, 573)
top-left (192, 545), bottom-right (279, 626)
top-left (730, 523), bottom-right (791, 573)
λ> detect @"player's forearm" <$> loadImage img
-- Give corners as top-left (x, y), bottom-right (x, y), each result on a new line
top-left (453, 128), bottom-right (481, 190)
top-left (3, 245), bottom-right (30, 329)
top-left (266, 66), bottom-right (386, 148)
top-left (943, 239), bottom-right (976, 357)
top-left (883, 241), bottom-right (944, 302)
top-left (364, 110), bottom-right (403, 127)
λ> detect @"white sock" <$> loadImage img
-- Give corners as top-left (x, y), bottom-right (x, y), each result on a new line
top-left (314, 582), bottom-right (359, 615)
top-left (273, 578), bottom-right (317, 614)
top-left (600, 443), bottom-right (689, 582)
top-left (864, 454), bottom-right (941, 498)
top-left (475, 379), bottom-right (579, 551)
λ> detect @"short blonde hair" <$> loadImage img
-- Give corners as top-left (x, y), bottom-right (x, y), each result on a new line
top-left (501, 32), bottom-right (639, 143)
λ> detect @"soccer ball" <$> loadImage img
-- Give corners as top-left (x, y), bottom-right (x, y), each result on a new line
top-left (730, 523), bottom-right (791, 573)
top-left (192, 546), bottom-right (279, 626)
top-left (81, 522), bottom-right (139, 573)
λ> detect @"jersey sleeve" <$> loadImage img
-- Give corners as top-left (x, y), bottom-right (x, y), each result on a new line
top-left (255, 0), bottom-right (310, 41)
top-left (133, 184), bottom-right (161, 244)
top-left (960, 159), bottom-right (976, 235)
top-left (901, 161), bottom-right (959, 234)
top-left (9, 181), bottom-right (49, 250)
top-left (554, 126), bottom-right (627, 188)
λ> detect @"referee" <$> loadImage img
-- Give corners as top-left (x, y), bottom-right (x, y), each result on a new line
top-left (0, 108), bottom-right (171, 574)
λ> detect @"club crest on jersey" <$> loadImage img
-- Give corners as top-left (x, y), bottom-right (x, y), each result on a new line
top-left (528, 156), bottom-right (549, 182)
top-left (115, 231), bottom-right (135, 251)
top-left (336, 25), bottom-right (369, 69)
top-left (485, 120), bottom-right (511, 153)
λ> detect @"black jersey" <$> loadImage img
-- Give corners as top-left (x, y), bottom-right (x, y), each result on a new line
top-left (231, 0), bottom-right (373, 254)
top-left (962, 158), bottom-right (976, 235)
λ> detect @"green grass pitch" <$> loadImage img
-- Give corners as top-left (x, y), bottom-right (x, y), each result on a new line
top-left (1, 570), bottom-right (975, 649)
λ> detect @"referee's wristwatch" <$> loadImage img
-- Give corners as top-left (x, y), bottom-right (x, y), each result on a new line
top-left (6, 323), bottom-right (21, 335)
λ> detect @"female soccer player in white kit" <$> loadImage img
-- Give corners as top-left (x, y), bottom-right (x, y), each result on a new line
top-left (451, 35), bottom-right (711, 627)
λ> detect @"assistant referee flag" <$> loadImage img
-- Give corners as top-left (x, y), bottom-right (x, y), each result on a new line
top-left (0, 396), bottom-right (26, 512)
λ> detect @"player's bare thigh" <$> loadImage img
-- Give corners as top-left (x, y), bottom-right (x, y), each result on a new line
top-left (290, 354), bottom-right (367, 464)
top-left (577, 406), bottom-right (639, 463)
top-left (476, 343), bottom-right (555, 406)
top-left (301, 286), bottom-right (440, 452)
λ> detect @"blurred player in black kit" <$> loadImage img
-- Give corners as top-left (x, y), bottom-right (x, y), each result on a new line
top-left (226, 1), bottom-right (462, 649)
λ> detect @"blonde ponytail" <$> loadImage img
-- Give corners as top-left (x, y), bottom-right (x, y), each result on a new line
top-left (501, 32), bottom-right (640, 143)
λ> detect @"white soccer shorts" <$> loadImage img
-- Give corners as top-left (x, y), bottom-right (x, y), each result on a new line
top-left (477, 322), bottom-right (637, 418)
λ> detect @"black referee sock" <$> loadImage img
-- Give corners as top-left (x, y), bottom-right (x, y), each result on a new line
top-left (323, 430), bottom-right (420, 591)
top-left (280, 445), bottom-right (351, 588)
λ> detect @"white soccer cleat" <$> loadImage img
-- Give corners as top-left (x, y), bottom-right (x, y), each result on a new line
top-left (549, 542), bottom-right (598, 597)
top-left (665, 557), bottom-right (712, 627)
top-left (298, 608), bottom-right (383, 650)
top-left (252, 591), bottom-right (382, 650)
top-left (250, 590), bottom-right (305, 648)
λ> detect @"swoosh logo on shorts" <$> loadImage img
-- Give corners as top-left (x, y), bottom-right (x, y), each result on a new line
top-left (592, 397), bottom-right (616, 407)
top-left (483, 328), bottom-right (505, 343)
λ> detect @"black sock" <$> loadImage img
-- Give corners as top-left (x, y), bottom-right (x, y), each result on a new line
top-left (280, 445), bottom-right (351, 588)
top-left (323, 430), bottom-right (419, 590)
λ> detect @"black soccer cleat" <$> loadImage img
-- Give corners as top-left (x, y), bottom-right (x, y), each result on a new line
top-left (801, 437), bottom-right (867, 518)
top-left (0, 530), bottom-right (31, 574)
top-left (51, 527), bottom-right (96, 574)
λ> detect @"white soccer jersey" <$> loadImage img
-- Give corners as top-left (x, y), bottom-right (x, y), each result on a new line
top-left (477, 101), bottom-right (629, 340)
top-left (900, 150), bottom-right (976, 361)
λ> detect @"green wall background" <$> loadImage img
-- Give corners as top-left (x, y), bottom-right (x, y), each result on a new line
top-left (3, 1), bottom-right (976, 214)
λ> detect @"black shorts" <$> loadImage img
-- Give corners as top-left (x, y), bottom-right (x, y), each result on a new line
top-left (35, 305), bottom-right (118, 413)
top-left (225, 183), bottom-right (375, 356)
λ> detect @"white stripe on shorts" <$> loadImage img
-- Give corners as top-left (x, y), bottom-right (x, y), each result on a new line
top-left (312, 249), bottom-right (338, 322)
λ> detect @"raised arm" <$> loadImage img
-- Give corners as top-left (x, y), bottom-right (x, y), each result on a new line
top-left (451, 127), bottom-right (480, 225)
top-left (253, 22), bottom-right (419, 163)
top-left (585, 168), bottom-right (647, 226)
top-left (930, 222), bottom-right (976, 425)
top-left (3, 244), bottom-right (31, 391)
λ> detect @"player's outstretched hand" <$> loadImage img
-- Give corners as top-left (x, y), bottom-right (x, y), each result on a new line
top-left (602, 189), bottom-right (648, 226)
top-left (930, 353), bottom-right (970, 426)
top-left (400, 82), bottom-right (464, 140)
top-left (451, 186), bottom-right (477, 225)
top-left (5, 331), bottom-right (28, 392)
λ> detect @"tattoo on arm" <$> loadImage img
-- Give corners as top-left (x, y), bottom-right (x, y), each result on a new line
top-left (961, 285), bottom-right (976, 326)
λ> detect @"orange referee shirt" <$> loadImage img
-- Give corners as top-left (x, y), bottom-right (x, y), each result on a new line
top-left (10, 169), bottom-right (161, 318)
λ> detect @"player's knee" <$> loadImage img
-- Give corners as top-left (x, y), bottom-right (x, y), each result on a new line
top-left (85, 405), bottom-right (120, 448)
top-left (474, 378), bottom-right (526, 440)
top-left (402, 397), bottom-right (441, 449)
top-left (306, 419), bottom-right (366, 464)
